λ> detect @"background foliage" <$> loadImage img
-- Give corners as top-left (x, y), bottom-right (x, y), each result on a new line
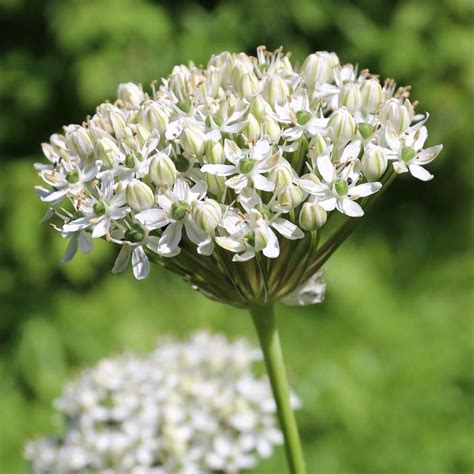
top-left (0, 0), bottom-right (473, 472)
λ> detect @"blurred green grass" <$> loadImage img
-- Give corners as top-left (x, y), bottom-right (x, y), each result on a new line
top-left (0, 0), bottom-right (473, 472)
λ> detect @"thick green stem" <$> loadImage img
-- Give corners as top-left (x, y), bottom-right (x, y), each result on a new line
top-left (250, 305), bottom-right (307, 474)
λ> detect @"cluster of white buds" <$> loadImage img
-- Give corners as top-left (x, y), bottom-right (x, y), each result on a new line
top-left (35, 46), bottom-right (442, 306)
top-left (25, 332), bottom-right (299, 474)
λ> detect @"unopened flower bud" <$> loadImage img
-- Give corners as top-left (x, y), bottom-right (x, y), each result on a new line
top-left (361, 145), bottom-right (387, 180)
top-left (239, 73), bottom-right (259, 99)
top-left (94, 137), bottom-right (120, 168)
top-left (205, 140), bottom-right (225, 164)
top-left (328, 107), bottom-right (356, 144)
top-left (261, 116), bottom-right (281, 142)
top-left (358, 122), bottom-right (375, 140)
top-left (66, 126), bottom-right (93, 162)
top-left (192, 199), bottom-right (222, 233)
top-left (245, 113), bottom-right (261, 141)
top-left (205, 174), bottom-right (226, 198)
top-left (138, 102), bottom-right (169, 135)
top-left (278, 184), bottom-right (304, 210)
top-left (360, 79), bottom-right (383, 114)
top-left (339, 83), bottom-right (362, 115)
top-left (299, 202), bottom-right (327, 230)
top-left (126, 179), bottom-right (154, 211)
top-left (117, 82), bottom-right (145, 107)
top-left (302, 52), bottom-right (339, 87)
top-left (308, 134), bottom-right (327, 158)
top-left (262, 76), bottom-right (289, 106)
top-left (380, 98), bottom-right (411, 134)
top-left (109, 110), bottom-right (127, 139)
top-left (181, 126), bottom-right (205, 156)
top-left (270, 165), bottom-right (293, 190)
top-left (124, 124), bottom-right (150, 150)
top-left (169, 66), bottom-right (191, 100)
top-left (249, 95), bottom-right (271, 121)
top-left (149, 154), bottom-right (177, 186)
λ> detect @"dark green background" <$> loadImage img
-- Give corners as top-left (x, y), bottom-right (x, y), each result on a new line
top-left (0, 0), bottom-right (473, 472)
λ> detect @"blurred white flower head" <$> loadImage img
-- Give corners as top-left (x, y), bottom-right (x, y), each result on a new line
top-left (35, 46), bottom-right (442, 306)
top-left (25, 332), bottom-right (300, 474)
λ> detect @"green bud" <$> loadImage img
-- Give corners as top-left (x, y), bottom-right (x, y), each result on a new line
top-left (278, 185), bottom-right (304, 210)
top-left (358, 122), bottom-right (375, 140)
top-left (171, 201), bottom-right (191, 221)
top-left (125, 224), bottom-right (145, 243)
top-left (401, 147), bottom-right (416, 163)
top-left (296, 110), bottom-right (312, 126)
top-left (361, 145), bottom-right (387, 180)
top-left (66, 170), bottom-right (79, 184)
top-left (239, 158), bottom-right (257, 174)
top-left (125, 154), bottom-right (136, 168)
top-left (177, 99), bottom-right (192, 114)
top-left (93, 201), bottom-right (106, 216)
top-left (262, 116), bottom-right (281, 142)
top-left (256, 204), bottom-right (273, 219)
top-left (249, 96), bottom-right (270, 121)
top-left (334, 179), bottom-right (349, 196)
top-left (192, 199), bottom-right (222, 233)
top-left (181, 126), bottom-right (205, 156)
top-left (173, 154), bottom-right (191, 173)
top-left (245, 113), bottom-right (261, 141)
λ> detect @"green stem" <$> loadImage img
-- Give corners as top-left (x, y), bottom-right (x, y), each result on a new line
top-left (250, 305), bottom-right (307, 474)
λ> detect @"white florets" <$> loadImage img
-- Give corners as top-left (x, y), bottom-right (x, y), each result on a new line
top-left (25, 332), bottom-right (299, 474)
top-left (35, 46), bottom-right (442, 281)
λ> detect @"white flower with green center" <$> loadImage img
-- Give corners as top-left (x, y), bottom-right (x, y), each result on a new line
top-left (202, 138), bottom-right (276, 193)
top-left (300, 154), bottom-right (381, 217)
top-left (385, 124), bottom-right (443, 181)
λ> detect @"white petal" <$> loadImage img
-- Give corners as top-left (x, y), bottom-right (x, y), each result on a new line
top-left (349, 182), bottom-right (382, 198)
top-left (409, 164), bottom-right (433, 181)
top-left (201, 164), bottom-right (236, 176)
top-left (416, 144), bottom-right (443, 165)
top-left (112, 245), bottom-right (131, 273)
top-left (298, 178), bottom-right (327, 195)
top-left (252, 174), bottom-right (275, 192)
top-left (318, 196), bottom-right (337, 211)
top-left (197, 239), bottom-right (214, 256)
top-left (340, 140), bottom-right (361, 163)
top-left (239, 187), bottom-right (261, 212)
top-left (173, 179), bottom-right (190, 201)
top-left (184, 220), bottom-right (209, 246)
top-left (131, 246), bottom-right (150, 280)
top-left (78, 231), bottom-right (93, 253)
top-left (337, 198), bottom-right (364, 217)
top-left (158, 222), bottom-right (183, 255)
top-left (215, 236), bottom-right (246, 253)
top-left (317, 155), bottom-right (336, 182)
top-left (233, 250), bottom-right (256, 262)
top-left (223, 139), bottom-right (241, 164)
top-left (135, 209), bottom-right (168, 229)
top-left (271, 217), bottom-right (304, 240)
top-left (63, 217), bottom-right (91, 233)
top-left (262, 228), bottom-right (280, 258)
top-left (92, 218), bottom-right (110, 238)
top-left (61, 235), bottom-right (78, 263)
top-left (252, 139), bottom-right (270, 160)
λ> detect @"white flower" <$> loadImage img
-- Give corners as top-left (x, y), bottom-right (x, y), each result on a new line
top-left (202, 138), bottom-right (276, 193)
top-left (25, 332), bottom-right (297, 474)
top-left (117, 82), bottom-right (145, 107)
top-left (385, 124), bottom-right (443, 181)
top-left (300, 154), bottom-right (381, 217)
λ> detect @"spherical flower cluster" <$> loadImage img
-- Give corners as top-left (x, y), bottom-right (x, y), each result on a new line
top-left (25, 332), bottom-right (299, 474)
top-left (35, 46), bottom-right (442, 306)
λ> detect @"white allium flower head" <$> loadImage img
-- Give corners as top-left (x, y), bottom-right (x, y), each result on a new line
top-left (25, 332), bottom-right (299, 474)
top-left (35, 46), bottom-right (442, 306)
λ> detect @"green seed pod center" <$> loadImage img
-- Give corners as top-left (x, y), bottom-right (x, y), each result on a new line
top-left (125, 224), bottom-right (144, 243)
top-left (65, 169), bottom-right (79, 184)
top-left (177, 99), bottom-right (192, 114)
top-left (256, 204), bottom-right (272, 219)
top-left (401, 147), bottom-right (416, 163)
top-left (246, 232), bottom-right (256, 246)
top-left (239, 158), bottom-right (256, 174)
top-left (358, 122), bottom-right (374, 139)
top-left (334, 179), bottom-right (349, 196)
top-left (296, 110), bottom-right (312, 126)
top-left (93, 201), bottom-right (106, 216)
top-left (125, 154), bottom-right (136, 168)
top-left (171, 201), bottom-right (191, 221)
top-left (173, 154), bottom-right (191, 173)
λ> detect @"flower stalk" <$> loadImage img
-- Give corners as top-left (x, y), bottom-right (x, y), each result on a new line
top-left (250, 305), bottom-right (307, 474)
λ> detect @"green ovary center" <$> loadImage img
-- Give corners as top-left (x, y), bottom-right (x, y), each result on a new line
top-left (171, 201), bottom-right (191, 221)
